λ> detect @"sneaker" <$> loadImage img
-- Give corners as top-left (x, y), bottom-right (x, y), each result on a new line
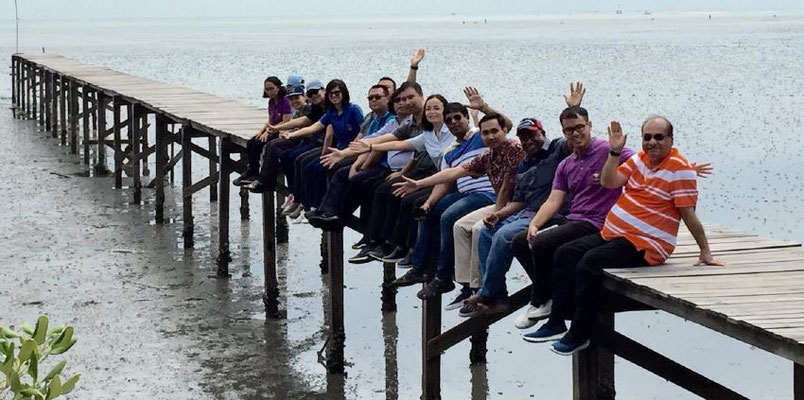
top-left (514, 300), bottom-right (553, 330)
top-left (351, 237), bottom-right (368, 250)
top-left (280, 194), bottom-right (295, 210)
top-left (380, 246), bottom-right (408, 263)
top-left (291, 213), bottom-right (307, 224)
top-left (551, 332), bottom-right (590, 356)
top-left (522, 321), bottom-right (567, 343)
top-left (416, 278), bottom-right (455, 300)
top-left (458, 295), bottom-right (483, 318)
top-left (246, 180), bottom-right (266, 193)
top-left (396, 251), bottom-right (413, 268)
top-left (284, 203), bottom-right (303, 219)
top-left (391, 268), bottom-right (430, 287)
top-left (348, 247), bottom-right (374, 264)
top-left (368, 243), bottom-right (393, 261)
top-left (233, 173), bottom-right (257, 186)
top-left (444, 287), bottom-right (473, 311)
top-left (305, 209), bottom-right (324, 220)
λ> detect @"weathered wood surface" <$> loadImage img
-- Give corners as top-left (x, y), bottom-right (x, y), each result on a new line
top-left (17, 53), bottom-right (264, 146)
top-left (604, 225), bottom-right (804, 365)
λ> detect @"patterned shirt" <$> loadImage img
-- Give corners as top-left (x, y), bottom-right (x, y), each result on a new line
top-left (600, 148), bottom-right (698, 265)
top-left (462, 139), bottom-right (525, 194)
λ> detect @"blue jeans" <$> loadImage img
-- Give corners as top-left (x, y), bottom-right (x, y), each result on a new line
top-left (476, 211), bottom-right (534, 301)
top-left (411, 191), bottom-right (494, 277)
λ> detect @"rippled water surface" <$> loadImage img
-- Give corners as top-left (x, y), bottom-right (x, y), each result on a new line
top-left (1, 12), bottom-right (803, 399)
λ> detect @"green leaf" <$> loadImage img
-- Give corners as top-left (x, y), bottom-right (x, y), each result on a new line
top-left (49, 337), bottom-right (77, 355)
top-left (19, 339), bottom-right (36, 363)
top-left (46, 375), bottom-right (62, 400)
top-left (1, 342), bottom-right (14, 376)
top-left (0, 326), bottom-right (21, 339)
top-left (51, 327), bottom-right (73, 352)
top-left (33, 316), bottom-right (49, 345)
top-left (44, 360), bottom-right (66, 382)
top-left (20, 323), bottom-right (35, 336)
top-left (9, 370), bottom-right (21, 392)
top-left (28, 352), bottom-right (39, 382)
top-left (61, 373), bottom-right (79, 394)
top-left (20, 387), bottom-right (45, 400)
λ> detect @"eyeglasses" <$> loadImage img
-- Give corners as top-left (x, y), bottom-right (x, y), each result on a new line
top-left (562, 123), bottom-right (586, 135)
top-left (445, 114), bottom-right (464, 124)
top-left (329, 90), bottom-right (342, 97)
top-left (642, 133), bottom-right (671, 142)
top-left (367, 95), bottom-right (383, 101)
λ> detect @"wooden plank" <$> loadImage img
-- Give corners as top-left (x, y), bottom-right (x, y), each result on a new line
top-left (182, 172), bottom-right (219, 198)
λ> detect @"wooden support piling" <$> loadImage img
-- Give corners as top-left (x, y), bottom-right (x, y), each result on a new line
top-left (325, 230), bottom-right (346, 373)
top-left (181, 125), bottom-right (194, 248)
top-left (38, 67), bottom-right (45, 126)
top-left (141, 113), bottom-right (150, 177)
top-left (154, 115), bottom-right (168, 224)
top-left (469, 329), bottom-right (488, 365)
top-left (320, 232), bottom-right (329, 274)
top-left (573, 312), bottom-right (615, 400)
top-left (24, 61), bottom-right (30, 118)
top-left (422, 297), bottom-right (442, 400)
top-left (208, 136), bottom-right (218, 202)
top-left (217, 137), bottom-right (232, 277)
top-left (795, 363), bottom-right (803, 400)
top-left (49, 72), bottom-right (57, 136)
top-left (381, 262), bottom-right (397, 312)
top-left (10, 57), bottom-right (16, 115)
top-left (43, 70), bottom-right (51, 132)
top-left (239, 187), bottom-right (250, 220)
top-left (95, 93), bottom-right (109, 175)
top-left (82, 85), bottom-right (91, 165)
top-left (275, 179), bottom-right (288, 243)
top-left (129, 103), bottom-right (142, 204)
top-left (263, 189), bottom-right (280, 317)
top-left (31, 65), bottom-right (38, 121)
top-left (112, 99), bottom-right (123, 188)
top-left (59, 77), bottom-right (67, 145)
top-left (68, 79), bottom-right (78, 154)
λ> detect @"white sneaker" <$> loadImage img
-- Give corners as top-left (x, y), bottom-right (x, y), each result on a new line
top-left (514, 300), bottom-right (552, 329)
top-left (291, 213), bottom-right (308, 224)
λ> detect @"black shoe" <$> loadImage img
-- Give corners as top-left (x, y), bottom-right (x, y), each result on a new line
top-left (368, 243), bottom-right (393, 261)
top-left (396, 250), bottom-right (413, 268)
top-left (445, 286), bottom-right (474, 311)
top-left (348, 247), bottom-right (374, 264)
top-left (305, 209), bottom-right (324, 220)
top-left (391, 269), bottom-right (431, 288)
top-left (233, 173), bottom-right (257, 186)
top-left (381, 246), bottom-right (408, 263)
top-left (308, 212), bottom-right (342, 230)
top-left (351, 237), bottom-right (368, 250)
top-left (417, 278), bottom-right (456, 300)
top-left (246, 180), bottom-right (265, 193)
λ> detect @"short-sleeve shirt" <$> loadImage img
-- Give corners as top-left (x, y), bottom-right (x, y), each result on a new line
top-left (268, 97), bottom-right (292, 125)
top-left (441, 130), bottom-right (495, 199)
top-left (601, 148), bottom-right (698, 265)
top-left (361, 110), bottom-right (394, 138)
top-left (407, 123), bottom-right (454, 168)
top-left (552, 138), bottom-right (635, 228)
top-left (513, 138), bottom-right (572, 212)
top-left (463, 139), bottom-right (525, 194)
top-left (305, 103), bottom-right (325, 123)
top-left (291, 103), bottom-right (311, 120)
top-left (319, 103), bottom-right (365, 149)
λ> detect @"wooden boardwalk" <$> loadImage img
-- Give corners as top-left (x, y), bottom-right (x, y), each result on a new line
top-left (10, 52), bottom-right (804, 399)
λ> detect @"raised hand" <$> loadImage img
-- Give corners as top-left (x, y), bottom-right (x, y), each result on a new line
top-left (320, 147), bottom-right (344, 168)
top-left (410, 48), bottom-right (425, 67)
top-left (607, 121), bottom-right (627, 153)
top-left (463, 86), bottom-right (486, 111)
top-left (392, 176), bottom-right (420, 197)
top-left (348, 140), bottom-right (371, 154)
top-left (692, 162), bottom-right (713, 178)
top-left (563, 81), bottom-right (586, 108)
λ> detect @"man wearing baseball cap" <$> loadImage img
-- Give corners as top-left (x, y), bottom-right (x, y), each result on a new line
top-left (458, 117), bottom-right (573, 317)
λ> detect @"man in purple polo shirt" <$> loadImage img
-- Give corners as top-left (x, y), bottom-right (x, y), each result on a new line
top-left (513, 105), bottom-right (636, 342)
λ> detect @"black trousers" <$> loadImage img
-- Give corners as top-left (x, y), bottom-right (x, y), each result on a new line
top-left (511, 219), bottom-right (598, 306)
top-left (391, 188), bottom-right (432, 248)
top-left (551, 233), bottom-right (648, 339)
top-left (365, 170), bottom-right (433, 245)
top-left (246, 138), bottom-right (267, 176)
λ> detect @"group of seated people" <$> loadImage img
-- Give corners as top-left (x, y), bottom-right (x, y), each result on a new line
top-left (232, 50), bottom-right (725, 355)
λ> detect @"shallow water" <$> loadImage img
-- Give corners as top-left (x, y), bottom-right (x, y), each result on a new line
top-left (1, 12), bottom-right (803, 399)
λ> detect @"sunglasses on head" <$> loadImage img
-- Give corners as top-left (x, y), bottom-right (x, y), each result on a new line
top-left (445, 114), bottom-right (464, 124)
top-left (367, 94), bottom-right (383, 101)
top-left (642, 133), bottom-right (671, 142)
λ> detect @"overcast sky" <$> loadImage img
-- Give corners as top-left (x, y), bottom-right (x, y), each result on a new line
top-left (2, 0), bottom-right (803, 21)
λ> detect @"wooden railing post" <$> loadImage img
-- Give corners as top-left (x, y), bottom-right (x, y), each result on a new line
top-left (422, 296), bottom-right (442, 400)
top-left (217, 137), bottom-right (232, 277)
top-left (326, 230), bottom-right (345, 373)
top-left (263, 188), bottom-right (281, 318)
top-left (381, 262), bottom-right (397, 312)
top-left (181, 124), bottom-right (194, 248)
top-left (154, 114), bottom-right (168, 224)
top-left (573, 311), bottom-right (615, 400)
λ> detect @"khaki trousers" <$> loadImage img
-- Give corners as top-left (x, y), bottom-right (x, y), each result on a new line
top-left (453, 204), bottom-right (495, 288)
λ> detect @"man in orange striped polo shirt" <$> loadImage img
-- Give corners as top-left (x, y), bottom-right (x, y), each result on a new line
top-left (546, 115), bottom-right (725, 355)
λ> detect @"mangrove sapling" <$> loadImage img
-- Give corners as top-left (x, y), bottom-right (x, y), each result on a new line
top-left (0, 315), bottom-right (80, 400)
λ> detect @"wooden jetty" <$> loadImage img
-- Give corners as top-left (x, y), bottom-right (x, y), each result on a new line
top-left (10, 52), bottom-right (804, 399)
